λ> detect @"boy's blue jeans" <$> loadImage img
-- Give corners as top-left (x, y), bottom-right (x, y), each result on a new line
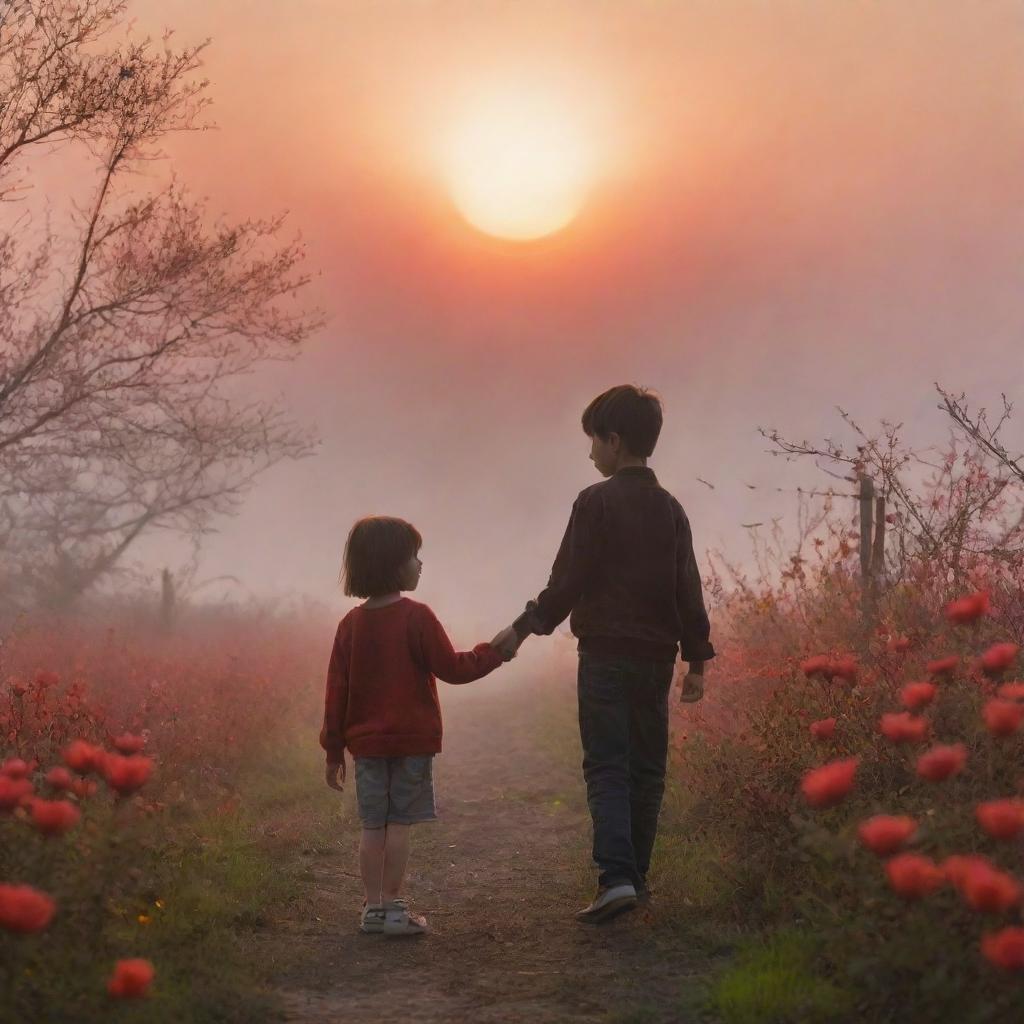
top-left (577, 651), bottom-right (675, 891)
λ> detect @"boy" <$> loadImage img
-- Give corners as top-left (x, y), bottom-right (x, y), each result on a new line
top-left (493, 384), bottom-right (715, 924)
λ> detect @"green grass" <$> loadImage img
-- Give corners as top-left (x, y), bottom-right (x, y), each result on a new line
top-left (709, 930), bottom-right (852, 1024)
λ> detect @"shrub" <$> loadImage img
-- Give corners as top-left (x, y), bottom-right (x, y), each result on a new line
top-left (0, 608), bottom-right (326, 1020)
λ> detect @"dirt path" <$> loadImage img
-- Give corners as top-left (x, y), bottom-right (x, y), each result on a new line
top-left (268, 680), bottom-right (711, 1024)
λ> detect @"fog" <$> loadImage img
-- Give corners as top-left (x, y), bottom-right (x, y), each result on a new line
top-left (119, 0), bottom-right (1024, 640)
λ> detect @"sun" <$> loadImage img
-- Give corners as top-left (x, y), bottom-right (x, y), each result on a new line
top-left (440, 90), bottom-right (594, 241)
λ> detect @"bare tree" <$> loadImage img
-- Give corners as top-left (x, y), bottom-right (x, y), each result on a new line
top-left (937, 387), bottom-right (1024, 488)
top-left (758, 385), bottom-right (1023, 593)
top-left (0, 1), bottom-right (321, 609)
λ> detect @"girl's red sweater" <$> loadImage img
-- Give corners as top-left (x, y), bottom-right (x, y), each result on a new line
top-left (319, 597), bottom-right (503, 762)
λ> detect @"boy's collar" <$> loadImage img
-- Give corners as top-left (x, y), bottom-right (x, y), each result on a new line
top-left (613, 465), bottom-right (656, 479)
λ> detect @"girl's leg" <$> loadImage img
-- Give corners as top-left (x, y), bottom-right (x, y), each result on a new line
top-left (380, 823), bottom-right (412, 903)
top-left (359, 827), bottom-right (387, 904)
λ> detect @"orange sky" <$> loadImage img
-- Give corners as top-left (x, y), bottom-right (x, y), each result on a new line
top-left (117, 0), bottom-right (1024, 636)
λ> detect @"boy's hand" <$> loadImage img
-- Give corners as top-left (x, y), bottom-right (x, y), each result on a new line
top-left (325, 760), bottom-right (346, 791)
top-left (679, 672), bottom-right (705, 704)
top-left (490, 625), bottom-right (520, 662)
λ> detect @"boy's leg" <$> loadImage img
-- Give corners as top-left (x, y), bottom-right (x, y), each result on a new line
top-left (577, 652), bottom-right (640, 890)
top-left (380, 823), bottom-right (411, 904)
top-left (628, 661), bottom-right (675, 888)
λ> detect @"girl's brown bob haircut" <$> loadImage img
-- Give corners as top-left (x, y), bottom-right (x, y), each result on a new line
top-left (581, 384), bottom-right (663, 459)
top-left (341, 516), bottom-right (422, 598)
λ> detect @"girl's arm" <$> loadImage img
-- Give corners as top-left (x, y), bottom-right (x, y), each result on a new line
top-left (415, 605), bottom-right (504, 684)
top-left (319, 624), bottom-right (349, 763)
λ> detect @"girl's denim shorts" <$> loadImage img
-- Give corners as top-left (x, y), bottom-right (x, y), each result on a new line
top-left (353, 755), bottom-right (437, 828)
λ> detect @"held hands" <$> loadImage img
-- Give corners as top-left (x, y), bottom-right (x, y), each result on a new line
top-left (490, 625), bottom-right (521, 662)
top-left (325, 759), bottom-right (346, 791)
top-left (678, 671), bottom-right (705, 704)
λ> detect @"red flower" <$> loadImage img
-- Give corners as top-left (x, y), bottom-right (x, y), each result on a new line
top-left (900, 682), bottom-right (937, 710)
top-left (0, 758), bottom-right (29, 779)
top-left (858, 815), bottom-right (917, 856)
top-left (45, 767), bottom-right (72, 791)
top-left (102, 754), bottom-right (153, 795)
top-left (0, 776), bottom-right (33, 811)
top-left (879, 712), bottom-right (929, 743)
top-left (982, 927), bottom-right (1024, 971)
top-left (10, 680), bottom-right (28, 697)
top-left (35, 671), bottom-right (59, 688)
top-left (829, 655), bottom-right (859, 683)
top-left (800, 654), bottom-right (857, 682)
top-left (63, 740), bottom-right (103, 775)
top-left (0, 884), bottom-right (56, 933)
top-left (980, 642), bottom-right (1020, 677)
top-left (945, 590), bottom-right (991, 624)
top-left (944, 854), bottom-right (993, 889)
top-left (70, 777), bottom-right (97, 800)
top-left (30, 799), bottom-right (81, 837)
top-left (886, 635), bottom-right (913, 654)
top-left (917, 743), bottom-right (967, 782)
top-left (926, 655), bottom-right (959, 677)
top-left (800, 757), bottom-right (859, 808)
top-left (886, 853), bottom-right (944, 900)
top-left (112, 733), bottom-right (146, 755)
top-left (997, 682), bottom-right (1024, 701)
top-left (809, 717), bottom-right (836, 740)
top-left (963, 862), bottom-right (1021, 913)
top-left (801, 655), bottom-right (832, 678)
top-left (976, 800), bottom-right (1024, 840)
top-left (983, 699), bottom-right (1023, 737)
top-left (107, 959), bottom-right (155, 999)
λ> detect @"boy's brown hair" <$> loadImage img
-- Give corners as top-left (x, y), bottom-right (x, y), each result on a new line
top-left (342, 516), bottom-right (422, 598)
top-left (581, 384), bottom-right (663, 458)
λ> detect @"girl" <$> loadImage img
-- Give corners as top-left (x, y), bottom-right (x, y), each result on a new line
top-left (321, 515), bottom-right (510, 936)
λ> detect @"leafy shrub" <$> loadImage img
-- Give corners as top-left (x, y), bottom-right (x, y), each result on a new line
top-left (672, 438), bottom-right (1024, 1020)
top-left (0, 609), bottom-right (326, 1020)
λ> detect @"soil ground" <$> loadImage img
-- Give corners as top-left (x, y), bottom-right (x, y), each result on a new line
top-left (266, 680), bottom-right (716, 1024)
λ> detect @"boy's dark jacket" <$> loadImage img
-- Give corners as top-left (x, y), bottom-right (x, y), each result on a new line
top-left (512, 466), bottom-right (716, 664)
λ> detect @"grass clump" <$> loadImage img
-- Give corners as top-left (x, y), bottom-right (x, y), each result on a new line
top-left (711, 930), bottom-right (851, 1024)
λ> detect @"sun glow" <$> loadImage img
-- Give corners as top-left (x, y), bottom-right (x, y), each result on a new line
top-left (440, 89), bottom-right (596, 241)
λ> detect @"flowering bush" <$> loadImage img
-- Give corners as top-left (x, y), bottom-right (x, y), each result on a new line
top-left (679, 584), bottom-right (1024, 1017)
top-left (0, 606), bottom-right (326, 1019)
top-left (673, 439), bottom-right (1024, 1019)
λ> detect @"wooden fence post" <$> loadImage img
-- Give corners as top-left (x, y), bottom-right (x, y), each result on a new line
top-left (859, 474), bottom-right (875, 635)
top-left (160, 568), bottom-right (176, 631)
top-left (857, 475), bottom-right (888, 639)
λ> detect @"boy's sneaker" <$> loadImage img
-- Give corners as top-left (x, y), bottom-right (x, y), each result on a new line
top-left (382, 898), bottom-right (428, 936)
top-left (576, 882), bottom-right (638, 925)
top-left (359, 901), bottom-right (386, 934)
top-left (636, 881), bottom-right (652, 906)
